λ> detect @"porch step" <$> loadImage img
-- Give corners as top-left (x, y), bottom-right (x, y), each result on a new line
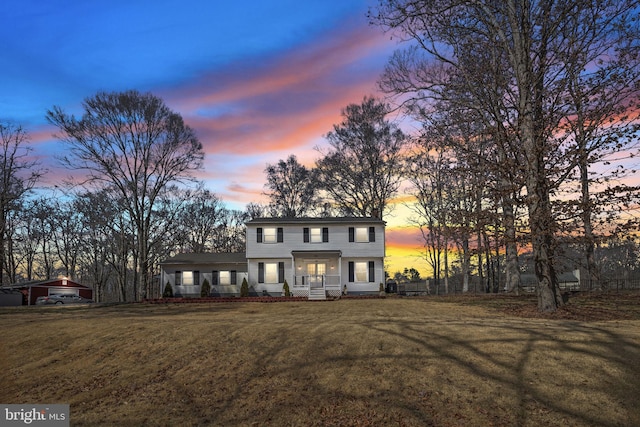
top-left (308, 287), bottom-right (326, 301)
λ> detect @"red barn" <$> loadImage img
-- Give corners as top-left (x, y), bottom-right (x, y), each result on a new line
top-left (9, 278), bottom-right (94, 305)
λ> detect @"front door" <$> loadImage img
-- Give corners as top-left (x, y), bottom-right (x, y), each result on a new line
top-left (307, 262), bottom-right (326, 288)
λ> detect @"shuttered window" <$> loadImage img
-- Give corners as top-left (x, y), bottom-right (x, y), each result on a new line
top-left (259, 262), bottom-right (284, 283)
top-left (260, 227), bottom-right (283, 243)
top-left (348, 261), bottom-right (375, 282)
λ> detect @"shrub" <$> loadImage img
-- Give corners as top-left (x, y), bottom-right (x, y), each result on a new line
top-left (162, 282), bottom-right (173, 298)
top-left (283, 279), bottom-right (291, 297)
top-left (200, 278), bottom-right (211, 297)
top-left (379, 283), bottom-right (385, 293)
top-left (240, 277), bottom-right (249, 297)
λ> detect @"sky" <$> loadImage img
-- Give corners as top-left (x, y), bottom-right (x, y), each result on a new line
top-left (1, 0), bottom-right (426, 276)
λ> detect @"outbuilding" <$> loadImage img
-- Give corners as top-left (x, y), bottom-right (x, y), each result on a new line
top-left (4, 278), bottom-right (94, 305)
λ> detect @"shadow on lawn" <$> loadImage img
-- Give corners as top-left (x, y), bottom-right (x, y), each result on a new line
top-left (189, 315), bottom-right (640, 426)
top-left (6, 300), bottom-right (639, 426)
top-left (356, 318), bottom-right (640, 427)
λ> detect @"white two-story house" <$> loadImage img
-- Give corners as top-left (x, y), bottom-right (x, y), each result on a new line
top-left (246, 217), bottom-right (385, 299)
top-left (159, 216), bottom-right (385, 299)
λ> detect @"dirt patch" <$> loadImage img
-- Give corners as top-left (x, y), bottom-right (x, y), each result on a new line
top-left (1, 293), bottom-right (639, 426)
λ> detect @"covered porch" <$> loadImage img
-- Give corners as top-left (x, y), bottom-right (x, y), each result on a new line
top-left (291, 250), bottom-right (342, 300)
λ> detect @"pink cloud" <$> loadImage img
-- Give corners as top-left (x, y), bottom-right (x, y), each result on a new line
top-left (386, 227), bottom-right (424, 250)
top-left (162, 19), bottom-right (396, 159)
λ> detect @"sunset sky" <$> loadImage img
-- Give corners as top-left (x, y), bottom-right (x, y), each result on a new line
top-left (1, 0), bottom-right (425, 276)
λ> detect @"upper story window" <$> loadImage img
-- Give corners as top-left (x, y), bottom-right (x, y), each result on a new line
top-left (349, 226), bottom-right (376, 243)
top-left (304, 227), bottom-right (329, 243)
top-left (257, 227), bottom-right (283, 243)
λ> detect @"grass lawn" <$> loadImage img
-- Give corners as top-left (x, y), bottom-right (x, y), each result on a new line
top-left (2, 293), bottom-right (639, 426)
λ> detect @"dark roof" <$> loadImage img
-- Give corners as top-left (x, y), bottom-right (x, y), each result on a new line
top-left (2, 278), bottom-right (91, 289)
top-left (246, 217), bottom-right (386, 225)
top-left (160, 252), bottom-right (247, 265)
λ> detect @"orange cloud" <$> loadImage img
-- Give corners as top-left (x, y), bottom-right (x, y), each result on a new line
top-left (162, 19), bottom-right (396, 160)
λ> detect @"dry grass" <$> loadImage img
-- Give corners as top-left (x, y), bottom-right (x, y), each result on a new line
top-left (1, 293), bottom-right (640, 426)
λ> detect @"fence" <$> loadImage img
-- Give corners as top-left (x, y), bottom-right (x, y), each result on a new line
top-left (390, 277), bottom-right (640, 296)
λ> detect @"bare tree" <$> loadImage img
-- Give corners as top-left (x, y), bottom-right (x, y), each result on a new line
top-left (165, 187), bottom-right (226, 253)
top-left (0, 122), bottom-right (42, 285)
top-left (372, 0), bottom-right (639, 311)
top-left (49, 199), bottom-right (84, 279)
top-left (47, 90), bottom-right (204, 300)
top-left (557, 24), bottom-right (640, 287)
top-left (315, 96), bottom-right (407, 219)
top-left (73, 190), bottom-right (117, 302)
top-left (264, 155), bottom-right (318, 217)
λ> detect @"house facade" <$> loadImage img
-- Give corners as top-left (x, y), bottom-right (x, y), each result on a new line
top-left (159, 217), bottom-right (386, 300)
top-left (160, 252), bottom-right (248, 298)
top-left (246, 217), bottom-right (385, 299)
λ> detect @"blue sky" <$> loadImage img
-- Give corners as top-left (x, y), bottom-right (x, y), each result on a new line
top-left (1, 0), bottom-right (424, 273)
top-left (2, 1), bottom-right (395, 196)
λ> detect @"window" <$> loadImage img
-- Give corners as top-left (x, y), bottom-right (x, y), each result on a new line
top-left (265, 263), bottom-right (278, 283)
top-left (213, 271), bottom-right (237, 285)
top-left (258, 262), bottom-right (285, 283)
top-left (355, 262), bottom-right (368, 282)
top-left (258, 227), bottom-right (283, 243)
top-left (182, 271), bottom-right (194, 286)
top-left (349, 226), bottom-right (376, 242)
top-left (348, 261), bottom-right (376, 283)
top-left (304, 227), bottom-right (328, 243)
top-left (219, 271), bottom-right (231, 285)
top-left (175, 271), bottom-right (182, 286)
top-left (263, 228), bottom-right (277, 243)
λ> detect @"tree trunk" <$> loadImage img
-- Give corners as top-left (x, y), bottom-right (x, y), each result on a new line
top-left (444, 243), bottom-right (449, 294)
top-left (579, 151), bottom-right (599, 291)
top-left (526, 143), bottom-right (563, 311)
top-left (461, 236), bottom-right (470, 293)
top-left (503, 193), bottom-right (521, 294)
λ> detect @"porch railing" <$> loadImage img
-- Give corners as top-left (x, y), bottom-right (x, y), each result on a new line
top-left (293, 274), bottom-right (342, 297)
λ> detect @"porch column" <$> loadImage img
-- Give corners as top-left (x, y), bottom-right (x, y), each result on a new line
top-left (339, 254), bottom-right (342, 290)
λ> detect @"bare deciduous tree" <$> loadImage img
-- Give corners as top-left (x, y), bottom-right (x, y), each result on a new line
top-left (47, 90), bottom-right (204, 300)
top-left (372, 0), bottom-right (639, 311)
top-left (315, 96), bottom-right (407, 219)
top-left (0, 122), bottom-right (42, 285)
top-left (264, 155), bottom-right (318, 217)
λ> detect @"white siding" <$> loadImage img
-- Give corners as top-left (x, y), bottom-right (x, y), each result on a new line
top-left (246, 219), bottom-right (385, 295)
top-left (246, 223), bottom-right (385, 259)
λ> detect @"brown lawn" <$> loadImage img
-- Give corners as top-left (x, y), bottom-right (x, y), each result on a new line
top-left (1, 292), bottom-right (639, 426)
